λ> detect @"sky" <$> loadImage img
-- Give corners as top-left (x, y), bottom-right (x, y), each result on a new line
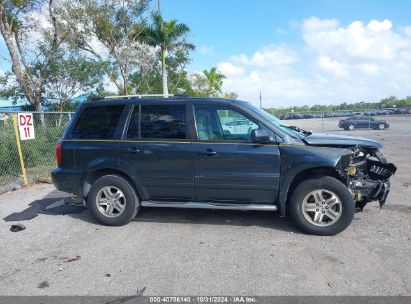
top-left (156, 0), bottom-right (411, 107)
top-left (1, 0), bottom-right (411, 108)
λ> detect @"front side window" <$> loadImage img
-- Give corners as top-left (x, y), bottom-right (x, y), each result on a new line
top-left (127, 105), bottom-right (186, 139)
top-left (194, 105), bottom-right (259, 142)
top-left (71, 105), bottom-right (124, 139)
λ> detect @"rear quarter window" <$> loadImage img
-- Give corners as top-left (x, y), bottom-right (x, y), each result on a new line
top-left (71, 105), bottom-right (124, 139)
top-left (127, 104), bottom-right (187, 139)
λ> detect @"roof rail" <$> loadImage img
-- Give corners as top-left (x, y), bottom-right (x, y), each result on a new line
top-left (102, 94), bottom-right (174, 99)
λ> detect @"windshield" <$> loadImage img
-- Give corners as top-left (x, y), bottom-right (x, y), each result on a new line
top-left (243, 102), bottom-right (309, 137)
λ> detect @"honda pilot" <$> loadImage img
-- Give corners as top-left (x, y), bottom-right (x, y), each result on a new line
top-left (52, 96), bottom-right (396, 235)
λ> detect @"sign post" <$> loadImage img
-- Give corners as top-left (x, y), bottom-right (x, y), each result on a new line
top-left (17, 113), bottom-right (35, 140)
top-left (12, 114), bottom-right (29, 186)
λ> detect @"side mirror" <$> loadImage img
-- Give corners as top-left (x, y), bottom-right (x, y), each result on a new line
top-left (251, 129), bottom-right (270, 144)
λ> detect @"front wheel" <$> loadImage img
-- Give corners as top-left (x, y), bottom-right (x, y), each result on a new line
top-left (87, 175), bottom-right (140, 226)
top-left (347, 124), bottom-right (355, 131)
top-left (290, 176), bottom-right (355, 236)
top-left (378, 123), bottom-right (385, 130)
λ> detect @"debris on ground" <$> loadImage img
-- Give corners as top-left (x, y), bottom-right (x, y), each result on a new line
top-left (36, 176), bottom-right (53, 184)
top-left (37, 281), bottom-right (50, 289)
top-left (64, 255), bottom-right (81, 263)
top-left (10, 223), bottom-right (26, 232)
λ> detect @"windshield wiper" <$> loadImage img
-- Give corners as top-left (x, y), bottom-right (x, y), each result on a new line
top-left (280, 125), bottom-right (312, 136)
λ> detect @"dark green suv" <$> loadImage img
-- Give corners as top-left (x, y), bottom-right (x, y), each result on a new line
top-left (52, 96), bottom-right (396, 235)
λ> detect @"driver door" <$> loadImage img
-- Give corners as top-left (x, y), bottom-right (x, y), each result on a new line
top-left (192, 104), bottom-right (281, 203)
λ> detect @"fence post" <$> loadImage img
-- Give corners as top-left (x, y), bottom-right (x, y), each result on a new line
top-left (12, 114), bottom-right (28, 186)
top-left (322, 112), bottom-right (324, 132)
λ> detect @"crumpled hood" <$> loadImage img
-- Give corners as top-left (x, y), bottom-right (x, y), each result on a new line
top-left (303, 133), bottom-right (383, 149)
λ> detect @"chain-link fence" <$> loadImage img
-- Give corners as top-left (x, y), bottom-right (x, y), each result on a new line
top-left (0, 107), bottom-right (409, 194)
top-left (0, 111), bottom-right (73, 194)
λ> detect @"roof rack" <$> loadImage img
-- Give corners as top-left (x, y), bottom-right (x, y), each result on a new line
top-left (102, 94), bottom-right (175, 99)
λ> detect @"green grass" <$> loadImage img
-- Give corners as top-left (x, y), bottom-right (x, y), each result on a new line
top-left (0, 122), bottom-right (66, 179)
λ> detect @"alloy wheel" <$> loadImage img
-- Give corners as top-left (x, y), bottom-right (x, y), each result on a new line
top-left (302, 189), bottom-right (342, 227)
top-left (96, 186), bottom-right (127, 217)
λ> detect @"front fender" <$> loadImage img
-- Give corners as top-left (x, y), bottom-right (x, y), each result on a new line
top-left (277, 145), bottom-right (352, 216)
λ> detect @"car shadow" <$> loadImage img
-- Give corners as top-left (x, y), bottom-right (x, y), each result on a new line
top-left (3, 190), bottom-right (86, 222)
top-left (3, 190), bottom-right (299, 233)
top-left (135, 207), bottom-right (298, 233)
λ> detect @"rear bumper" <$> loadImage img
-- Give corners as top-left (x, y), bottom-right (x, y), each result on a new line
top-left (51, 168), bottom-right (82, 194)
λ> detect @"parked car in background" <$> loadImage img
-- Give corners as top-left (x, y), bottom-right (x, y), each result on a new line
top-left (338, 115), bottom-right (390, 130)
top-left (302, 114), bottom-right (314, 119)
top-left (223, 119), bottom-right (257, 135)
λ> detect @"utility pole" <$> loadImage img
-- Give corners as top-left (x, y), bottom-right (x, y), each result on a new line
top-left (259, 90), bottom-right (262, 109)
top-left (158, 0), bottom-right (161, 13)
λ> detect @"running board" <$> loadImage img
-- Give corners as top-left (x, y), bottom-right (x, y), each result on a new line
top-left (140, 201), bottom-right (278, 211)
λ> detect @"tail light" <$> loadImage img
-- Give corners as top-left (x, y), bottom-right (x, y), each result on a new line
top-left (56, 143), bottom-right (62, 166)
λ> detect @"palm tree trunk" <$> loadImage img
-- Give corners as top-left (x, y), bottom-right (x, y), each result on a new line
top-left (161, 48), bottom-right (169, 97)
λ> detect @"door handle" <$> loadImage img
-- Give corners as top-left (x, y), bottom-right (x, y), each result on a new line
top-left (126, 146), bottom-right (140, 153)
top-left (198, 148), bottom-right (217, 156)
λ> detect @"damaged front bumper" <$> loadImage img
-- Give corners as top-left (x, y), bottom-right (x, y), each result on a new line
top-left (341, 147), bottom-right (397, 211)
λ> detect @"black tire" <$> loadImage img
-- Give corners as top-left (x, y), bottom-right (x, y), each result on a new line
top-left (290, 176), bottom-right (355, 236)
top-left (378, 123), bottom-right (385, 130)
top-left (87, 175), bottom-right (140, 226)
top-left (348, 124), bottom-right (355, 131)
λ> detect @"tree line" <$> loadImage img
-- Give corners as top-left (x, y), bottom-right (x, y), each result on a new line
top-left (265, 96), bottom-right (411, 114)
top-left (0, 0), bottom-right (235, 112)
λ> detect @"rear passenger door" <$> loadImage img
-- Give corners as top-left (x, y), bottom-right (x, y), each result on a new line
top-left (118, 104), bottom-right (194, 201)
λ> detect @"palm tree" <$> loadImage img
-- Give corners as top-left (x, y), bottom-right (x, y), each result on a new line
top-left (203, 67), bottom-right (226, 97)
top-left (142, 12), bottom-right (194, 97)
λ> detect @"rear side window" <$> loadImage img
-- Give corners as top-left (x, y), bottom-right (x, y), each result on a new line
top-left (71, 105), bottom-right (124, 139)
top-left (127, 105), bottom-right (186, 139)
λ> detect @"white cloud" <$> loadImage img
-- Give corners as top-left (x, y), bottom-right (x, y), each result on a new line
top-left (198, 45), bottom-right (214, 56)
top-left (302, 17), bottom-right (410, 62)
top-left (357, 63), bottom-right (380, 75)
top-left (315, 56), bottom-right (348, 77)
top-left (218, 18), bottom-right (411, 107)
top-left (231, 45), bottom-right (298, 67)
top-left (217, 62), bottom-right (244, 76)
top-left (367, 19), bottom-right (392, 32)
top-left (302, 17), bottom-right (339, 32)
top-left (401, 26), bottom-right (411, 37)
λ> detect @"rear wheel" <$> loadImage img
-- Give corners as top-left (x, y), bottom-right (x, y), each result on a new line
top-left (290, 176), bottom-right (355, 236)
top-left (88, 175), bottom-right (140, 226)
